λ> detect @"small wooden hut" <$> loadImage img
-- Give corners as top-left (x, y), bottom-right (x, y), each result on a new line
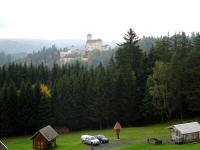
top-left (32, 125), bottom-right (59, 150)
top-left (168, 122), bottom-right (200, 143)
top-left (0, 140), bottom-right (8, 150)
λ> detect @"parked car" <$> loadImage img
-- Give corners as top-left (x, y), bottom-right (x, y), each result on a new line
top-left (81, 135), bottom-right (100, 145)
top-left (147, 138), bottom-right (162, 144)
top-left (94, 135), bottom-right (109, 143)
top-left (81, 135), bottom-right (90, 141)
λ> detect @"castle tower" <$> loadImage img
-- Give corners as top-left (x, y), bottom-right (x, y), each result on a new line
top-left (87, 34), bottom-right (92, 40)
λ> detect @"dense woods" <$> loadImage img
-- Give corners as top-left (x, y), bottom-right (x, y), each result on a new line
top-left (0, 29), bottom-right (200, 137)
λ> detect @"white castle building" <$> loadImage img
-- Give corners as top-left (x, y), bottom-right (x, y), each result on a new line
top-left (86, 34), bottom-right (109, 51)
top-left (59, 34), bottom-right (110, 63)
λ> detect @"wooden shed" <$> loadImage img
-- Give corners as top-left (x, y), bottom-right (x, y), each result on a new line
top-left (169, 122), bottom-right (200, 143)
top-left (32, 125), bottom-right (59, 150)
top-left (0, 140), bottom-right (8, 150)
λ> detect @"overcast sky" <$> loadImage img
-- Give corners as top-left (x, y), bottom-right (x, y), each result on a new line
top-left (0, 0), bottom-right (200, 41)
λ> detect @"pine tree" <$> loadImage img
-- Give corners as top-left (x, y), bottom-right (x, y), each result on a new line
top-left (116, 28), bottom-right (143, 74)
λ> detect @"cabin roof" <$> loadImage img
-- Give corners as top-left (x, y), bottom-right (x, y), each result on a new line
top-left (169, 122), bottom-right (200, 134)
top-left (32, 125), bottom-right (59, 141)
top-left (0, 140), bottom-right (8, 150)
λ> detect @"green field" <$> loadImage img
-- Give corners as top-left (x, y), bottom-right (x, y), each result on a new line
top-left (2, 122), bottom-right (200, 150)
top-left (110, 143), bottom-right (200, 150)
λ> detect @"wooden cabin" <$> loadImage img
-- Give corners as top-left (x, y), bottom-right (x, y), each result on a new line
top-left (0, 140), bottom-right (8, 150)
top-left (32, 125), bottom-right (59, 150)
top-left (168, 122), bottom-right (200, 143)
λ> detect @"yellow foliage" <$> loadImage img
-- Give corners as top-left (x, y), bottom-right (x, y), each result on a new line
top-left (40, 84), bottom-right (51, 97)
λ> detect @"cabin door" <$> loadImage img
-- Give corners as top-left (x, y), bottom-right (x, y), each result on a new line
top-left (193, 132), bottom-right (199, 141)
top-left (37, 141), bottom-right (44, 150)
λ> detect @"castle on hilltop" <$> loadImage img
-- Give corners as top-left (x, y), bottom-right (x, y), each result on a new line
top-left (86, 34), bottom-right (109, 51)
top-left (59, 34), bottom-right (110, 63)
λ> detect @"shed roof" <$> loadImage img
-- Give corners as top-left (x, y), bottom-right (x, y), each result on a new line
top-left (170, 122), bottom-right (200, 134)
top-left (114, 122), bottom-right (122, 130)
top-left (0, 140), bottom-right (8, 150)
top-left (32, 125), bottom-right (59, 142)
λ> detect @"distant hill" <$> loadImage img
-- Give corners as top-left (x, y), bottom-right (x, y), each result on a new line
top-left (0, 39), bottom-right (86, 54)
top-left (0, 39), bottom-right (117, 54)
top-left (0, 37), bottom-right (155, 55)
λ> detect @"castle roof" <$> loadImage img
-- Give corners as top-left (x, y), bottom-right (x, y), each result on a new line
top-left (87, 39), bottom-right (102, 43)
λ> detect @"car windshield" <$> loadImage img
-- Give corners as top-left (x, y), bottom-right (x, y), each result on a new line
top-left (90, 137), bottom-right (96, 140)
top-left (99, 135), bottom-right (105, 138)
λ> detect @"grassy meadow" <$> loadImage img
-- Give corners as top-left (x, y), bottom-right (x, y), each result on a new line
top-left (110, 143), bottom-right (200, 150)
top-left (2, 121), bottom-right (200, 150)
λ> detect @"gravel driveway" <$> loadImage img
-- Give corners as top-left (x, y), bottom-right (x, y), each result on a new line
top-left (87, 137), bottom-right (166, 150)
top-left (88, 140), bottom-right (136, 150)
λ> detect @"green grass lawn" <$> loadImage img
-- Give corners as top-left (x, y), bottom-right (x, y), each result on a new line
top-left (110, 143), bottom-right (200, 150)
top-left (2, 121), bottom-right (200, 150)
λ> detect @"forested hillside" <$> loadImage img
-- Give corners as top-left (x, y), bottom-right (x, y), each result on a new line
top-left (16, 45), bottom-right (60, 67)
top-left (0, 29), bottom-right (200, 137)
top-left (0, 39), bottom-right (85, 54)
top-left (0, 37), bottom-right (155, 66)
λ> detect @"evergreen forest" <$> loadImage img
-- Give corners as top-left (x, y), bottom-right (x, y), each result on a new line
top-left (0, 29), bottom-right (200, 136)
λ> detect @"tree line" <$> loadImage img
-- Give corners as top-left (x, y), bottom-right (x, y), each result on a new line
top-left (0, 37), bottom-right (156, 67)
top-left (0, 29), bottom-right (200, 137)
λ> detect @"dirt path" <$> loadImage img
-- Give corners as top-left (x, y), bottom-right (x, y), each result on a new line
top-left (87, 137), bottom-right (167, 150)
top-left (89, 140), bottom-right (137, 150)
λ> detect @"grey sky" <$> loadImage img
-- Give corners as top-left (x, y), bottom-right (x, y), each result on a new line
top-left (0, 0), bottom-right (200, 41)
